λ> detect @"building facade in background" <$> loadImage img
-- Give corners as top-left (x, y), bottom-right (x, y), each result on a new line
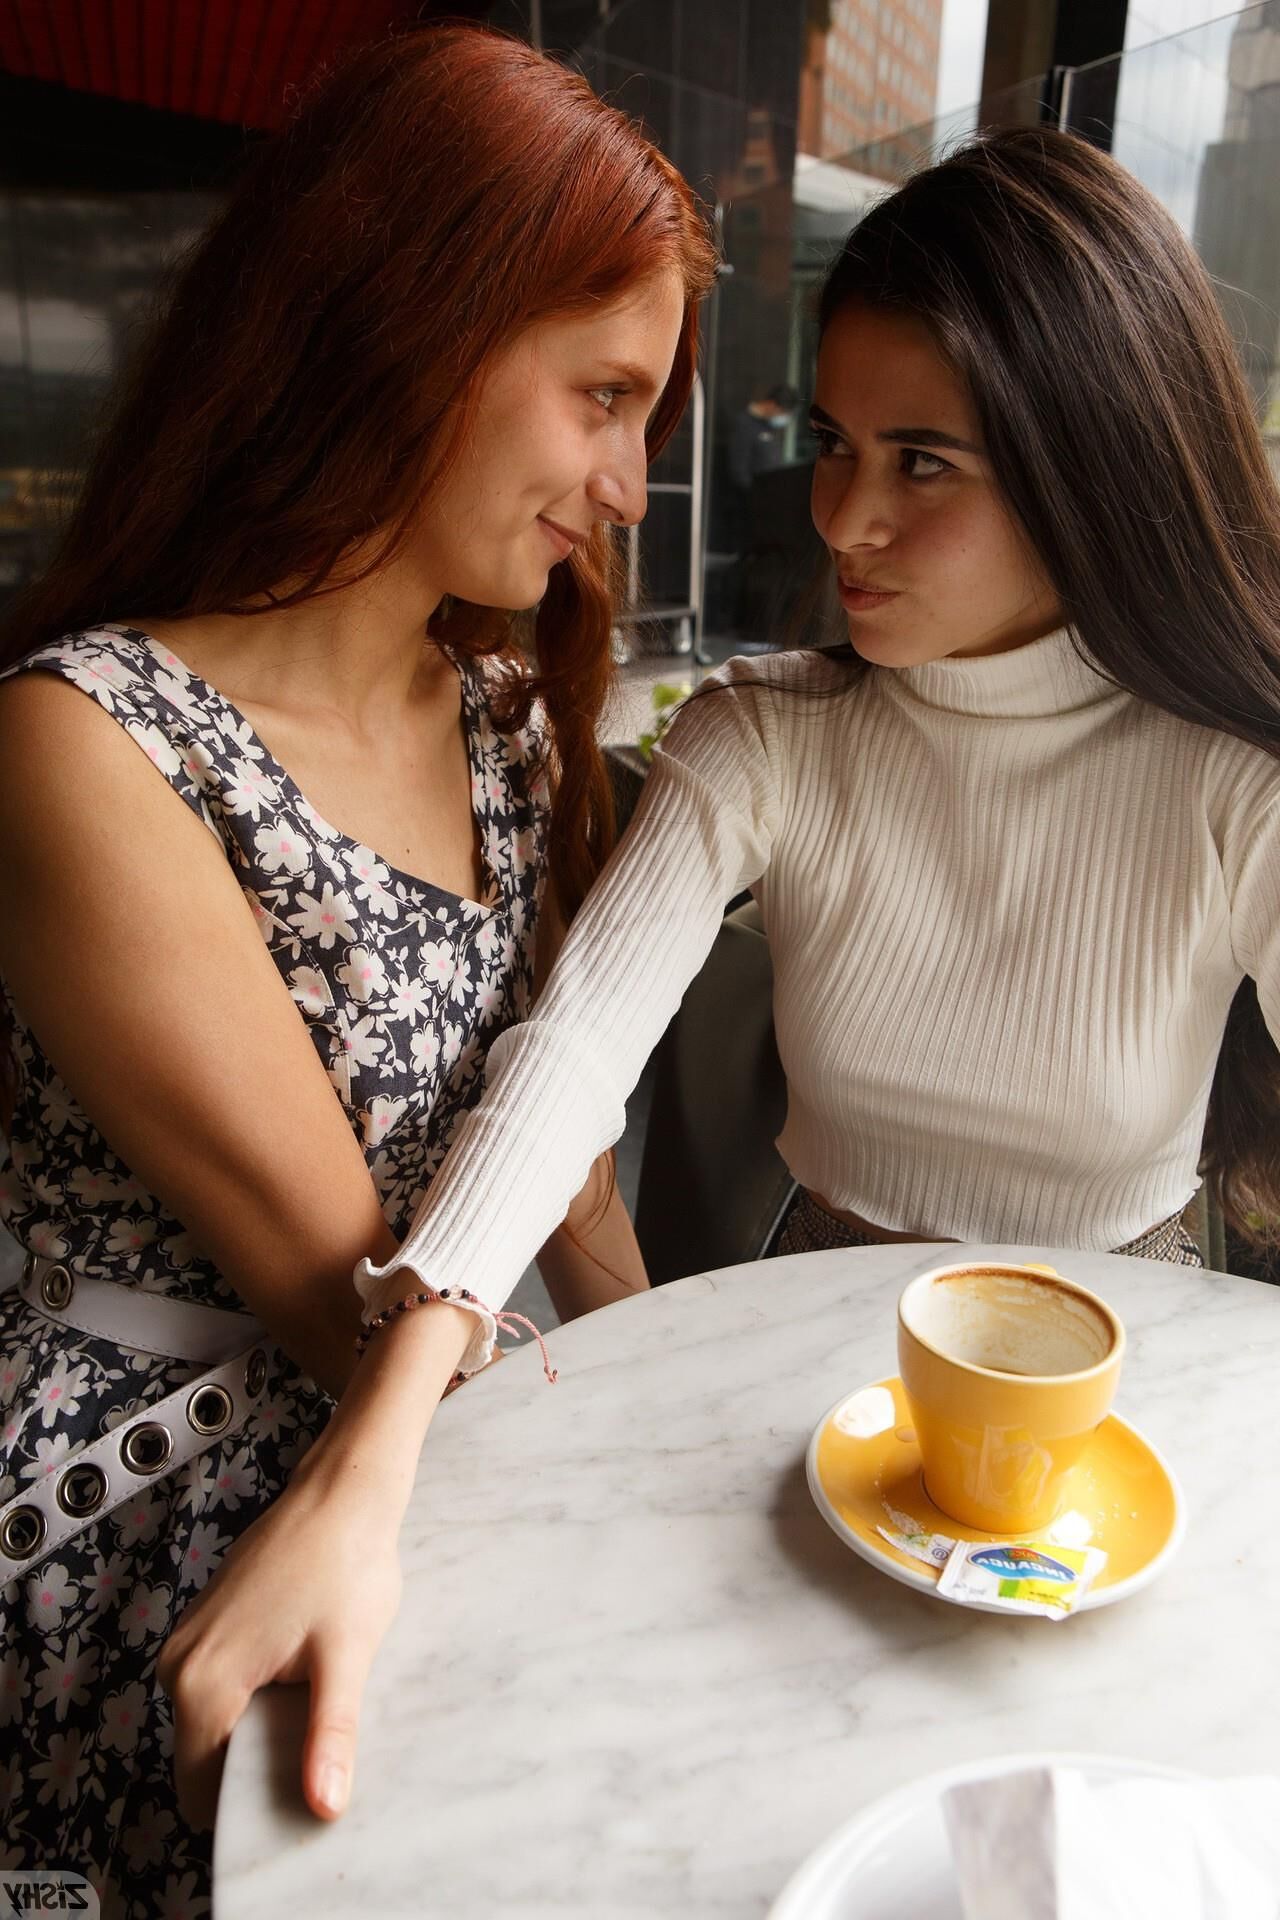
top-left (1194, 1), bottom-right (1280, 436)
top-left (798, 0), bottom-right (943, 162)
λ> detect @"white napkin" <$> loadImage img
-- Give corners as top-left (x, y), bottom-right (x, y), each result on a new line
top-left (942, 1766), bottom-right (1280, 1919)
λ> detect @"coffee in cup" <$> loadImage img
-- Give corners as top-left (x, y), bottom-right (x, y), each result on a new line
top-left (897, 1262), bottom-right (1125, 1534)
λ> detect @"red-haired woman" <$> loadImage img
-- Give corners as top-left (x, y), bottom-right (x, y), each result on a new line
top-left (0, 24), bottom-right (715, 1906)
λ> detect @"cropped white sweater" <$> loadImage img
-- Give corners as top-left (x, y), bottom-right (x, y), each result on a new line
top-left (357, 629), bottom-right (1280, 1341)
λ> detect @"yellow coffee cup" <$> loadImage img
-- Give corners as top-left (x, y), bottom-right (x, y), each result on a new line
top-left (897, 1261), bottom-right (1125, 1534)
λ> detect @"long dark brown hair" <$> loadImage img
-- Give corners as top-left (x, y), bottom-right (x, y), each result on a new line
top-left (0, 23), bottom-right (717, 929)
top-left (817, 127), bottom-right (1280, 1245)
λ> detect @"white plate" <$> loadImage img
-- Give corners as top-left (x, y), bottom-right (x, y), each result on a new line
top-left (768, 1751), bottom-right (1200, 1919)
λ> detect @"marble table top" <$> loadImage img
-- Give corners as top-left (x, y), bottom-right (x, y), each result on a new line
top-left (215, 1243), bottom-right (1278, 1918)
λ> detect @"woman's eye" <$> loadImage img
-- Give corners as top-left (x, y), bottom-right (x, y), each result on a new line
top-left (810, 425), bottom-right (849, 457)
top-left (901, 447), bottom-right (951, 478)
top-left (588, 387), bottom-right (618, 412)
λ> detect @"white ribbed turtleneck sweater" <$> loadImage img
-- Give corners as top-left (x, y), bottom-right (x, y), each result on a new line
top-left (357, 629), bottom-right (1280, 1332)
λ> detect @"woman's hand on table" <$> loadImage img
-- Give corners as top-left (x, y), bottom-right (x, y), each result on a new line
top-left (159, 1295), bottom-right (479, 1829)
top-left (158, 1453), bottom-right (402, 1829)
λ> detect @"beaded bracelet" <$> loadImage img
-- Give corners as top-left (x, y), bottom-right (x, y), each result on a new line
top-left (354, 1287), bottom-right (463, 1383)
top-left (355, 1284), bottom-right (558, 1383)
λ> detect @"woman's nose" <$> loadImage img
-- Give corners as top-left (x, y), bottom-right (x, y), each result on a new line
top-left (589, 435), bottom-right (649, 529)
top-left (814, 467), bottom-right (894, 551)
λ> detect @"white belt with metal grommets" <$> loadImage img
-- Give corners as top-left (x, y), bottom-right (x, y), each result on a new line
top-left (0, 1252), bottom-right (272, 1580)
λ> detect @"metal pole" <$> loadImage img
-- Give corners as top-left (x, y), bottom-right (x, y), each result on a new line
top-left (696, 226), bottom-right (729, 660)
top-left (626, 522), bottom-right (641, 614)
top-left (688, 370), bottom-right (705, 657)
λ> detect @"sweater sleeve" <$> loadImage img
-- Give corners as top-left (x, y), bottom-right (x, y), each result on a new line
top-left (1225, 786), bottom-right (1280, 1045)
top-left (353, 664), bottom-right (781, 1345)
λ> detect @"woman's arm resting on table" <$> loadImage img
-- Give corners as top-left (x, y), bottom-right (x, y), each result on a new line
top-left (0, 672), bottom-right (406, 1397)
top-left (157, 1296), bottom-right (475, 1828)
top-left (157, 1019), bottom-right (648, 1830)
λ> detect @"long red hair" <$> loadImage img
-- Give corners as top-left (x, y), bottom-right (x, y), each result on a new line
top-left (0, 23), bottom-right (718, 920)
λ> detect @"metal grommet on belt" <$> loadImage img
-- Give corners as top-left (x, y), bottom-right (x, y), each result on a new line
top-left (21, 1251), bottom-right (35, 1284)
top-left (244, 1348), bottom-right (267, 1397)
top-left (0, 1504), bottom-right (46, 1561)
top-left (40, 1264), bottom-right (74, 1310)
top-left (187, 1383), bottom-right (234, 1437)
top-left (56, 1462), bottom-right (108, 1518)
top-left (120, 1421), bottom-right (174, 1475)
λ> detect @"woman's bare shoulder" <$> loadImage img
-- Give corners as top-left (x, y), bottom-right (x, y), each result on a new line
top-left (0, 655), bottom-right (213, 871)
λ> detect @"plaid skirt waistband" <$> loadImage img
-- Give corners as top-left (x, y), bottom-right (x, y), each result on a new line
top-left (1110, 1211), bottom-right (1204, 1265)
top-left (770, 1188), bottom-right (1203, 1267)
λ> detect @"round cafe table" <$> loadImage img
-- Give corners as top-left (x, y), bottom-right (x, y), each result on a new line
top-left (214, 1243), bottom-right (1278, 1918)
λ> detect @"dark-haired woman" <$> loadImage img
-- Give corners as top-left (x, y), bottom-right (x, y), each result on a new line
top-left (167, 125), bottom-right (1280, 1822)
top-left (0, 23), bottom-right (715, 1905)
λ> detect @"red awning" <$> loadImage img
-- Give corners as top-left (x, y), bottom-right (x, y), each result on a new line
top-left (0, 0), bottom-right (426, 129)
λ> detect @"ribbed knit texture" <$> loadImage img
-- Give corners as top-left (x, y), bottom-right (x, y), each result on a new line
top-left (356, 629), bottom-right (1280, 1319)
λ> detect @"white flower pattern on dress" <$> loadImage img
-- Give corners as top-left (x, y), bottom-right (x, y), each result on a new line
top-left (0, 626), bottom-right (550, 1914)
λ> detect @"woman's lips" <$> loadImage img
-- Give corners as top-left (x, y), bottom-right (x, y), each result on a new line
top-left (538, 516), bottom-right (583, 561)
top-left (838, 576), bottom-right (900, 612)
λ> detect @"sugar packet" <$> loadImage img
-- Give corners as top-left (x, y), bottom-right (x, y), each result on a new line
top-left (936, 1538), bottom-right (1107, 1618)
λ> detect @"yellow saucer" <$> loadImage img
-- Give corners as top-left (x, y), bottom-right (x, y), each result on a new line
top-left (807, 1377), bottom-right (1185, 1611)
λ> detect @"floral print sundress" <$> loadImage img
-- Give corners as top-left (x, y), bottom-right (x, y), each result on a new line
top-left (0, 626), bottom-right (550, 1914)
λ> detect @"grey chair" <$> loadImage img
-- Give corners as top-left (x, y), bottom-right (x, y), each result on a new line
top-left (1190, 1186), bottom-right (1227, 1272)
top-left (634, 900), bottom-right (795, 1286)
